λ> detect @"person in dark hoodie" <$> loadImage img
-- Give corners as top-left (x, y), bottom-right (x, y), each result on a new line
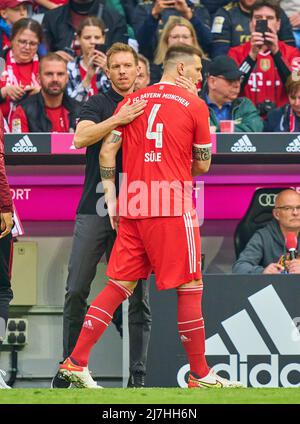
top-left (42, 0), bottom-right (128, 62)
top-left (233, 188), bottom-right (300, 274)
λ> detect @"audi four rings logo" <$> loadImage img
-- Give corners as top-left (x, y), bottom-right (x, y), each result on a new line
top-left (258, 193), bottom-right (278, 207)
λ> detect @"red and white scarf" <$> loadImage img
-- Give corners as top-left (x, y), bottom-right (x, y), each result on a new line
top-left (2, 49), bottom-right (40, 122)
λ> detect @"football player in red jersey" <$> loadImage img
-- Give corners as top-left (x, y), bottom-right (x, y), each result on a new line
top-left (59, 44), bottom-right (244, 389)
top-left (228, 0), bottom-right (300, 116)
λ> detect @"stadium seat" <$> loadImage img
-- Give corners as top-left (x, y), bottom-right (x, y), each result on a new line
top-left (234, 187), bottom-right (285, 258)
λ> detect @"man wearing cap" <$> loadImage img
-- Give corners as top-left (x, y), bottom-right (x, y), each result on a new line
top-left (0, 0), bottom-right (33, 50)
top-left (200, 55), bottom-right (263, 132)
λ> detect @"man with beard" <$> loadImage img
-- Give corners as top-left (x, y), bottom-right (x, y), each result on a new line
top-left (10, 53), bottom-right (81, 132)
top-left (211, 0), bottom-right (295, 57)
top-left (201, 55), bottom-right (263, 132)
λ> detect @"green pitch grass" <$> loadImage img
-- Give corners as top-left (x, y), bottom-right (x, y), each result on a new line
top-left (0, 388), bottom-right (299, 404)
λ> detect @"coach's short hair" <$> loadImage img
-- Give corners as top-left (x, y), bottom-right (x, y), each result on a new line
top-left (106, 42), bottom-right (138, 68)
top-left (163, 44), bottom-right (202, 68)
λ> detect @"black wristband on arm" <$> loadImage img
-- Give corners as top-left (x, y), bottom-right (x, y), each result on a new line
top-left (272, 50), bottom-right (291, 85)
top-left (239, 55), bottom-right (256, 90)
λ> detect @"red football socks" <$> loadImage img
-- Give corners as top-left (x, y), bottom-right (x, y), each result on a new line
top-left (71, 280), bottom-right (132, 366)
top-left (177, 285), bottom-right (210, 378)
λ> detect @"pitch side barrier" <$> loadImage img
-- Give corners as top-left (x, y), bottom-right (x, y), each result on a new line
top-left (142, 274), bottom-right (300, 388)
top-left (3, 132), bottom-right (300, 165)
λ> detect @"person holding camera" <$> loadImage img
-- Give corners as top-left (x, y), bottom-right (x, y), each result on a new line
top-left (132, 0), bottom-right (212, 62)
top-left (211, 0), bottom-right (295, 58)
top-left (67, 17), bottom-right (110, 103)
top-left (228, 0), bottom-right (300, 117)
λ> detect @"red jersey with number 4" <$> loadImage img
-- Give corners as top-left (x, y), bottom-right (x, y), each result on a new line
top-left (228, 41), bottom-right (300, 107)
top-left (114, 83), bottom-right (211, 218)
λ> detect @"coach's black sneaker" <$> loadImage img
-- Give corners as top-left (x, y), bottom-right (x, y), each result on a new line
top-left (51, 370), bottom-right (72, 389)
top-left (127, 372), bottom-right (145, 388)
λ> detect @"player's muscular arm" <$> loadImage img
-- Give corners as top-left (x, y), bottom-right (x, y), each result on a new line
top-left (191, 144), bottom-right (212, 176)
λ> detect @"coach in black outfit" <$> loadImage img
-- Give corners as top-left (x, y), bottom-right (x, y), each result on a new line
top-left (51, 43), bottom-right (152, 389)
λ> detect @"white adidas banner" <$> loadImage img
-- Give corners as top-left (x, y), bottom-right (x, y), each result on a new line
top-left (146, 275), bottom-right (300, 388)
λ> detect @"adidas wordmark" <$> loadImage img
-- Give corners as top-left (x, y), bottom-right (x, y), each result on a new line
top-left (12, 135), bottom-right (37, 153)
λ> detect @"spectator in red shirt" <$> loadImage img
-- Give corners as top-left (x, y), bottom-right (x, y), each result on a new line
top-left (228, 0), bottom-right (300, 117)
top-left (11, 53), bottom-right (81, 132)
top-left (0, 0), bottom-right (33, 51)
top-left (0, 18), bottom-right (43, 125)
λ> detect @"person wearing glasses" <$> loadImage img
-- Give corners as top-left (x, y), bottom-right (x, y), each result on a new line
top-left (201, 55), bottom-right (263, 132)
top-left (0, 18), bottom-right (42, 126)
top-left (233, 188), bottom-right (300, 274)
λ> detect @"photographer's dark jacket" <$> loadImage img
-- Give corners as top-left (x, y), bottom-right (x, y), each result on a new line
top-left (211, 1), bottom-right (295, 57)
top-left (228, 41), bottom-right (300, 109)
top-left (232, 219), bottom-right (300, 274)
top-left (264, 104), bottom-right (300, 132)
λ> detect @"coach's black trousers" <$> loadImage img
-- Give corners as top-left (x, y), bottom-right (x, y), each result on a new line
top-left (63, 214), bottom-right (152, 376)
top-left (0, 233), bottom-right (13, 334)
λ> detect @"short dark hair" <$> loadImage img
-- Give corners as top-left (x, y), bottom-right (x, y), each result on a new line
top-left (39, 53), bottom-right (67, 73)
top-left (250, 0), bottom-right (281, 20)
top-left (11, 18), bottom-right (43, 44)
top-left (164, 44), bottom-right (202, 68)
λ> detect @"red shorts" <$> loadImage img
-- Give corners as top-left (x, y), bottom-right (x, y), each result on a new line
top-left (107, 209), bottom-right (202, 290)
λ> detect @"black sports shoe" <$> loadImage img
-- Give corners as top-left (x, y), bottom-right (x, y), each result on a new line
top-left (127, 373), bottom-right (145, 388)
top-left (51, 370), bottom-right (72, 389)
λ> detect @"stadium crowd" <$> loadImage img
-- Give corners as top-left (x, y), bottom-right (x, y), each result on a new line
top-left (1, 0), bottom-right (300, 132)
